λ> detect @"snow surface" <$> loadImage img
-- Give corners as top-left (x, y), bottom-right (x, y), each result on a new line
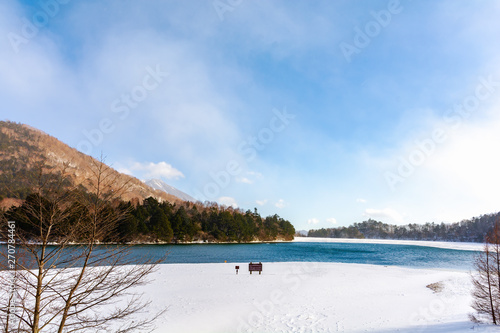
top-left (294, 237), bottom-right (484, 252)
top-left (141, 262), bottom-right (498, 332)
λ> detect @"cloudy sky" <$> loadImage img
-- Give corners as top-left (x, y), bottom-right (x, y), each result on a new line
top-left (2, 0), bottom-right (500, 230)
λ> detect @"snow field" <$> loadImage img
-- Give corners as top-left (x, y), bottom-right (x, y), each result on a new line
top-left (142, 262), bottom-right (497, 332)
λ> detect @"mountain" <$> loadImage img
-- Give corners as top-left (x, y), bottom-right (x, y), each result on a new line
top-left (144, 179), bottom-right (196, 202)
top-left (0, 121), bottom-right (297, 243)
top-left (0, 121), bottom-right (182, 205)
top-left (295, 230), bottom-right (308, 237)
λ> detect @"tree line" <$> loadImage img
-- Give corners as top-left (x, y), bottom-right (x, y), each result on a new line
top-left (117, 196), bottom-right (295, 243)
top-left (308, 213), bottom-right (500, 242)
top-left (3, 193), bottom-right (295, 244)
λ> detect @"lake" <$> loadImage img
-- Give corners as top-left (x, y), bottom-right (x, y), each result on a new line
top-left (1, 241), bottom-right (479, 271)
top-left (147, 241), bottom-right (477, 270)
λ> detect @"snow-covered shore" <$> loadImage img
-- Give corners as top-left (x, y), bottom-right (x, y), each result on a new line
top-left (144, 262), bottom-right (495, 333)
top-left (294, 236), bottom-right (484, 252)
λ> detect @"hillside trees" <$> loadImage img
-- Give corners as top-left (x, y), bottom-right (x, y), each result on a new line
top-left (107, 198), bottom-right (295, 243)
top-left (308, 215), bottom-right (500, 243)
top-left (2, 186), bottom-right (295, 245)
top-left (150, 209), bottom-right (173, 242)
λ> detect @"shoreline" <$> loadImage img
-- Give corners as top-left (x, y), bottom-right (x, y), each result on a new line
top-left (133, 236), bottom-right (484, 252)
top-left (0, 237), bottom-right (484, 251)
top-left (294, 236), bottom-right (484, 251)
top-left (0, 239), bottom-right (294, 246)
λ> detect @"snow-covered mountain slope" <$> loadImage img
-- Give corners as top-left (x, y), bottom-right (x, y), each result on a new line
top-left (144, 179), bottom-right (196, 203)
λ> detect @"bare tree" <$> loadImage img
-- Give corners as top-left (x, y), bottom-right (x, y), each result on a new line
top-left (471, 221), bottom-right (500, 324)
top-left (0, 159), bottom-right (166, 333)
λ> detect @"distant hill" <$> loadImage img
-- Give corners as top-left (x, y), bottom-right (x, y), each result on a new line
top-left (0, 121), bottom-right (181, 206)
top-left (295, 230), bottom-right (308, 237)
top-left (145, 179), bottom-right (196, 202)
top-left (307, 213), bottom-right (500, 243)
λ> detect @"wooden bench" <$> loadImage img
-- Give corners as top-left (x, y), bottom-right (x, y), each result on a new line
top-left (249, 262), bottom-right (262, 275)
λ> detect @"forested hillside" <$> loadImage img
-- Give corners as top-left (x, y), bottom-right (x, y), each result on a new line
top-left (308, 213), bottom-right (500, 243)
top-left (118, 197), bottom-right (295, 242)
top-left (4, 194), bottom-right (294, 243)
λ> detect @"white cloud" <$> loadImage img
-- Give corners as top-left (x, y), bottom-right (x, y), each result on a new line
top-left (275, 199), bottom-right (288, 209)
top-left (129, 161), bottom-right (184, 180)
top-left (423, 111), bottom-right (500, 207)
top-left (307, 218), bottom-right (320, 225)
top-left (116, 167), bottom-right (133, 176)
top-left (256, 199), bottom-right (268, 206)
top-left (236, 172), bottom-right (262, 185)
top-left (326, 218), bottom-right (337, 225)
top-left (356, 198), bottom-right (367, 203)
top-left (218, 196), bottom-right (238, 208)
top-left (237, 177), bottom-right (253, 184)
top-left (362, 92), bottom-right (500, 223)
top-left (364, 208), bottom-right (404, 224)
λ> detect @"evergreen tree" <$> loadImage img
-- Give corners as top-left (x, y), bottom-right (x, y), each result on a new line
top-left (150, 208), bottom-right (173, 242)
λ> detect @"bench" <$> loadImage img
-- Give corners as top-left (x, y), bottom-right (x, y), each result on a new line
top-left (249, 262), bottom-right (262, 275)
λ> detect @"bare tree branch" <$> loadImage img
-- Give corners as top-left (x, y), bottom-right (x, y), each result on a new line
top-left (0, 158), bottom-right (167, 333)
top-left (471, 221), bottom-right (500, 324)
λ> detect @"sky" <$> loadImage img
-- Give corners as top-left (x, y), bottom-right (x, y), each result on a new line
top-left (2, 0), bottom-right (500, 231)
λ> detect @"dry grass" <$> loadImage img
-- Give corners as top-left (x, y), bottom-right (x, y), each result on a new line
top-left (426, 281), bottom-right (444, 293)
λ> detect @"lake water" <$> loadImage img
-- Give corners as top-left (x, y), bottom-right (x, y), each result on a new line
top-left (2, 241), bottom-right (478, 271)
top-left (141, 241), bottom-right (477, 271)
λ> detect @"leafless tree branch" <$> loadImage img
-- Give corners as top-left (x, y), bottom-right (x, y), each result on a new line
top-left (0, 158), bottom-right (167, 333)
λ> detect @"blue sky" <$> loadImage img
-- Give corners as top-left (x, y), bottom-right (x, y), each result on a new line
top-left (2, 0), bottom-right (500, 230)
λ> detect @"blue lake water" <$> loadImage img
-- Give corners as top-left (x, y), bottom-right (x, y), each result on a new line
top-left (2, 241), bottom-right (479, 271)
top-left (140, 241), bottom-right (478, 271)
